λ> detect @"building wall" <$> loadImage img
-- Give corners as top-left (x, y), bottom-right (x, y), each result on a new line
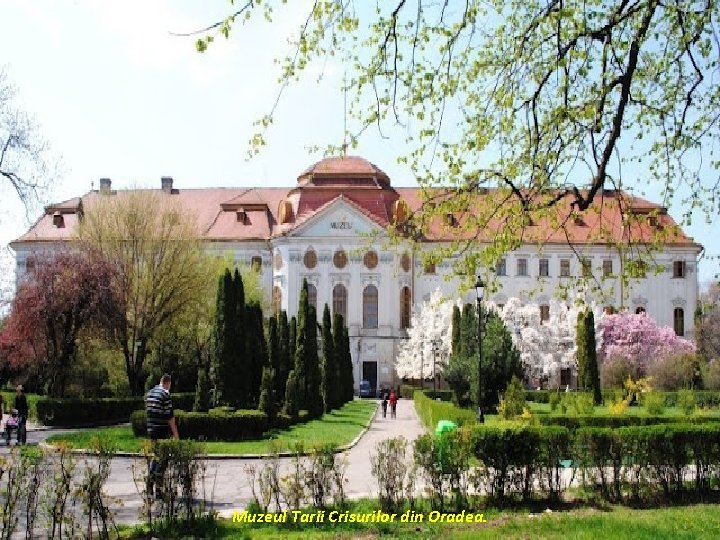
top-left (12, 238), bottom-right (700, 395)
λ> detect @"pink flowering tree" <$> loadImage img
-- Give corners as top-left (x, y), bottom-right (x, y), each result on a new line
top-left (599, 311), bottom-right (695, 374)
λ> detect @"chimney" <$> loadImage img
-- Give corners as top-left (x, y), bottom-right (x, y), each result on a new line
top-left (161, 176), bottom-right (174, 193)
top-left (99, 178), bottom-right (112, 194)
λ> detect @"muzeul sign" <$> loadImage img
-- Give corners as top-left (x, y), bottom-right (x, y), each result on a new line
top-left (330, 221), bottom-right (353, 230)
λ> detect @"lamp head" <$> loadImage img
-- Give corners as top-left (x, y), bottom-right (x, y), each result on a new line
top-left (475, 275), bottom-right (485, 301)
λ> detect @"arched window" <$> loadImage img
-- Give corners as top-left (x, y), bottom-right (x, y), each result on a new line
top-left (363, 285), bottom-right (379, 329)
top-left (251, 256), bottom-right (262, 272)
top-left (674, 307), bottom-right (685, 336)
top-left (400, 252), bottom-right (411, 272)
top-left (333, 284), bottom-right (347, 321)
top-left (400, 287), bottom-right (411, 329)
top-left (539, 305), bottom-right (550, 322)
top-left (307, 284), bottom-right (317, 310)
top-left (271, 286), bottom-right (282, 316)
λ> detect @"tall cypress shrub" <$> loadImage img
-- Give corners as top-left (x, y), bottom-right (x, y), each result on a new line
top-left (214, 269), bottom-right (237, 406)
top-left (277, 310), bottom-right (290, 403)
top-left (268, 315), bottom-right (280, 404)
top-left (222, 269), bottom-right (246, 408)
top-left (576, 310), bottom-right (588, 390)
top-left (341, 323), bottom-right (354, 403)
top-left (451, 304), bottom-right (462, 355)
top-left (293, 281), bottom-right (309, 411)
top-left (461, 303), bottom-right (478, 359)
top-left (584, 310), bottom-right (602, 405)
top-left (289, 316), bottom-right (297, 369)
top-left (193, 366), bottom-right (211, 412)
top-left (321, 304), bottom-right (336, 412)
top-left (333, 312), bottom-right (346, 406)
top-left (284, 369), bottom-right (299, 419)
top-left (247, 303), bottom-right (267, 407)
top-left (258, 366), bottom-right (277, 422)
top-left (305, 304), bottom-right (324, 418)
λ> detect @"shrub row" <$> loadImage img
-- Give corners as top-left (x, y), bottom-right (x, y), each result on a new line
top-left (536, 414), bottom-right (720, 430)
top-left (37, 392), bottom-right (196, 427)
top-left (131, 408), bottom-right (311, 441)
top-left (131, 410), bottom-right (267, 441)
top-left (399, 384), bottom-right (420, 399)
top-left (525, 389), bottom-right (720, 407)
top-left (414, 390), bottom-right (476, 429)
top-left (469, 423), bottom-right (720, 503)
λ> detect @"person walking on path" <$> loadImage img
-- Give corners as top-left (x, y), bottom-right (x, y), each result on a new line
top-left (380, 389), bottom-right (388, 418)
top-left (389, 388), bottom-right (398, 419)
top-left (14, 385), bottom-right (28, 444)
top-left (145, 374), bottom-right (179, 499)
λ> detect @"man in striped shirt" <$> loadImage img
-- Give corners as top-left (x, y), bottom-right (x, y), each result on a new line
top-left (146, 373), bottom-right (179, 441)
top-left (145, 373), bottom-right (179, 500)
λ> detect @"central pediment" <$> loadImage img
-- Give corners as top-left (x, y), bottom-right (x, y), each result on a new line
top-left (288, 197), bottom-right (387, 238)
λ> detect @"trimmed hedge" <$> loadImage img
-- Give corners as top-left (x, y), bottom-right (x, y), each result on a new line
top-left (526, 389), bottom-right (720, 407)
top-left (471, 423), bottom-right (720, 503)
top-left (537, 414), bottom-right (720, 430)
top-left (36, 392), bottom-right (196, 427)
top-left (414, 390), bottom-right (476, 429)
top-left (131, 409), bottom-right (268, 441)
top-left (400, 384), bottom-right (421, 399)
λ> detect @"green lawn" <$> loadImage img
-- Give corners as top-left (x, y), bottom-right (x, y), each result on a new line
top-left (45, 400), bottom-right (377, 455)
top-left (123, 501), bottom-right (720, 539)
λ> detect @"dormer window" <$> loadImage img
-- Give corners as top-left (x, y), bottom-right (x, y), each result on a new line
top-left (52, 212), bottom-right (65, 228)
top-left (236, 210), bottom-right (247, 223)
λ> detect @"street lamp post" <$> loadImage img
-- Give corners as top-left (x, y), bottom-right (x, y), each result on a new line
top-left (475, 276), bottom-right (485, 423)
top-left (432, 340), bottom-right (438, 392)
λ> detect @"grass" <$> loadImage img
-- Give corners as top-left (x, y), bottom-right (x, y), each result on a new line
top-left (122, 500), bottom-right (720, 539)
top-left (45, 400), bottom-right (377, 455)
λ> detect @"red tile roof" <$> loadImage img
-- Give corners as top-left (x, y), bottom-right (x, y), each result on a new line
top-left (10, 159), bottom-right (700, 250)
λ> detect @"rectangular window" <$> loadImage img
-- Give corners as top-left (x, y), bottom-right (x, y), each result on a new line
top-left (495, 258), bottom-right (506, 276)
top-left (539, 258), bottom-right (549, 277)
top-left (424, 262), bottom-right (436, 275)
top-left (540, 305), bottom-right (550, 322)
top-left (581, 258), bottom-right (592, 278)
top-left (603, 259), bottom-right (613, 277)
top-left (517, 258), bottom-right (528, 276)
top-left (560, 259), bottom-right (570, 277)
top-left (673, 261), bottom-right (686, 278)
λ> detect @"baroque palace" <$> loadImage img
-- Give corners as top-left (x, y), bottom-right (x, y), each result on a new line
top-left (10, 156), bottom-right (702, 394)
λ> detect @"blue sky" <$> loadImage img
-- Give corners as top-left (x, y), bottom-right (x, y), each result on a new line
top-left (0, 0), bottom-right (717, 292)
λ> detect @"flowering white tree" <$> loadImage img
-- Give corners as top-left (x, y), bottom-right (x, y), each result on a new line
top-left (0, 245), bottom-right (14, 317)
top-left (488, 297), bottom-right (604, 387)
top-left (396, 288), bottom-right (454, 380)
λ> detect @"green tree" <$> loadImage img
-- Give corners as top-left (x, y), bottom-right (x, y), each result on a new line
top-left (332, 313), bottom-right (346, 406)
top-left (258, 366), bottom-right (277, 423)
top-left (277, 310), bottom-right (290, 404)
top-left (77, 191), bottom-right (208, 395)
top-left (321, 304), bottom-right (337, 412)
top-left (293, 282), bottom-right (310, 411)
top-left (341, 322), bottom-right (354, 404)
top-left (193, 366), bottom-right (211, 412)
top-left (213, 269), bottom-right (237, 406)
top-left (480, 311), bottom-right (523, 411)
top-left (289, 316), bottom-right (297, 370)
top-left (305, 304), bottom-right (323, 418)
top-left (283, 368), bottom-right (300, 419)
top-left (584, 310), bottom-right (602, 405)
top-left (460, 304), bottom-right (477, 359)
top-left (246, 303), bottom-right (267, 408)
top-left (576, 310), bottom-right (589, 390)
top-left (268, 315), bottom-right (280, 402)
top-left (201, 2), bottom-right (720, 288)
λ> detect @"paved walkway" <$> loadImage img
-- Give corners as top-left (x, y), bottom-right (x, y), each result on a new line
top-left (2, 399), bottom-right (427, 525)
